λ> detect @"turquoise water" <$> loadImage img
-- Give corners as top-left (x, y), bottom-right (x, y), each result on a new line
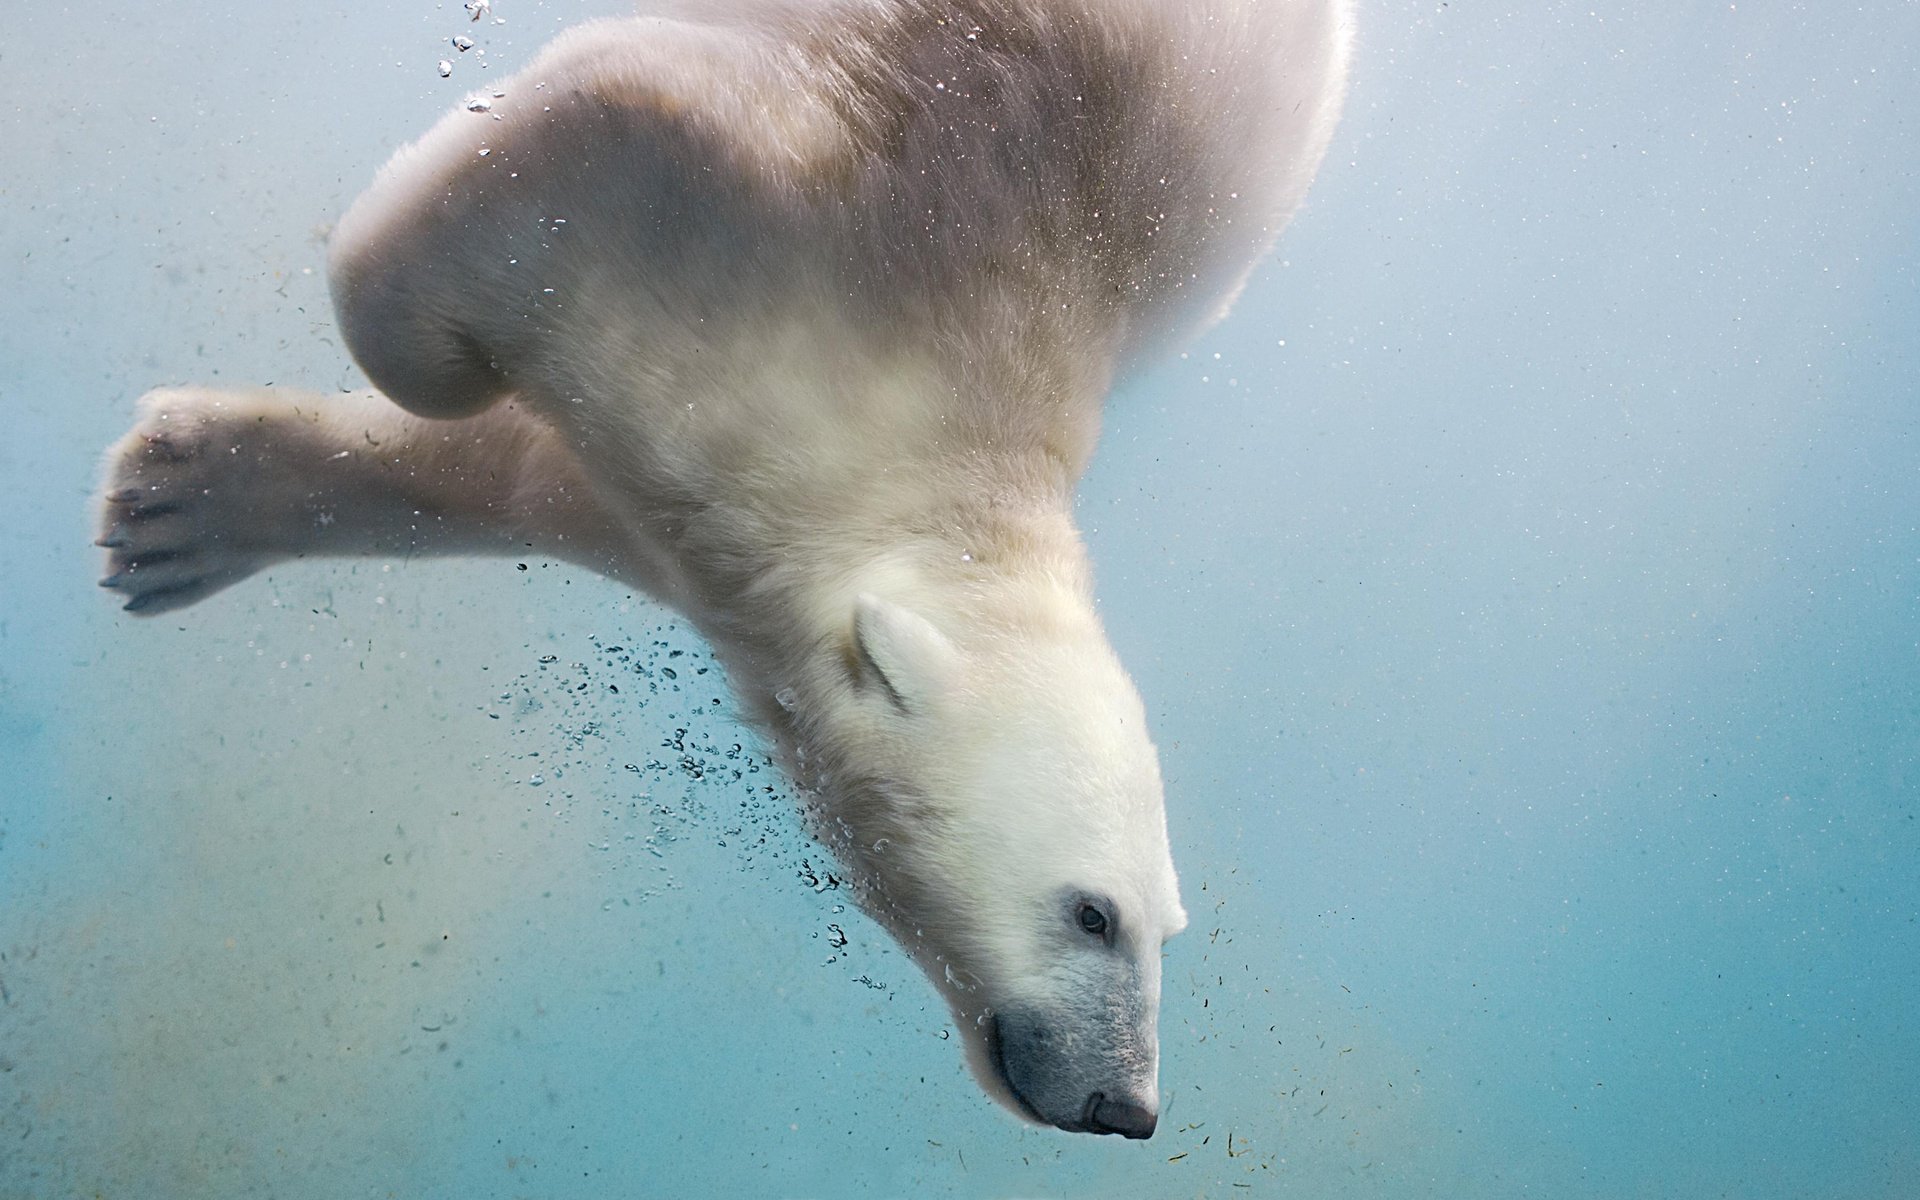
top-left (3, 2), bottom-right (1915, 1197)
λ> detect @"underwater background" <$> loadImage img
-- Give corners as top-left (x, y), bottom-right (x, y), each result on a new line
top-left (2, 1), bottom-right (1915, 1196)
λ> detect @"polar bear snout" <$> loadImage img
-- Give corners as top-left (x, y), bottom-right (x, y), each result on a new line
top-left (990, 1006), bottom-right (1160, 1139)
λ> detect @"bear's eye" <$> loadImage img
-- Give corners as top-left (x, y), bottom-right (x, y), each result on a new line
top-left (1076, 903), bottom-right (1109, 938)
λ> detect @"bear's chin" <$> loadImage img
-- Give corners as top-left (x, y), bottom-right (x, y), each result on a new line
top-left (962, 1009), bottom-right (1050, 1126)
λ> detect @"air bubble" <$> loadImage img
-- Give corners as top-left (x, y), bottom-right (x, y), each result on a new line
top-left (774, 687), bottom-right (798, 712)
top-left (452, 35), bottom-right (476, 52)
top-left (437, 60), bottom-right (453, 78)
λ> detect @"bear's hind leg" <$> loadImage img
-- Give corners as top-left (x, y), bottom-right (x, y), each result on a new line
top-left (96, 385), bottom-right (648, 614)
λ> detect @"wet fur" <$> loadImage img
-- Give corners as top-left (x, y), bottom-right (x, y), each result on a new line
top-left (98, 0), bottom-right (1352, 1130)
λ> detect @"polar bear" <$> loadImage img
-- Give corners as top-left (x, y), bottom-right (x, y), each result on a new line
top-left (95, 0), bottom-right (1350, 1137)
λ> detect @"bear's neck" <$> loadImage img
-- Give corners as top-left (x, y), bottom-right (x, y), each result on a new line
top-left (688, 460), bottom-right (1100, 738)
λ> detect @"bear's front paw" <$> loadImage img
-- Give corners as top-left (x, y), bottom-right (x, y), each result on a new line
top-left (95, 388), bottom-right (284, 615)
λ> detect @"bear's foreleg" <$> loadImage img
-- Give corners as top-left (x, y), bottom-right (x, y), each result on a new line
top-left (96, 385), bottom-right (645, 614)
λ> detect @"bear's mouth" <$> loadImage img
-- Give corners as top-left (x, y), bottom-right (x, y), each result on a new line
top-left (987, 1013), bottom-right (1053, 1128)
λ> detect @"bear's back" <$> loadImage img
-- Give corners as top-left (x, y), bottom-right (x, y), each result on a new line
top-left (327, 0), bottom-right (1350, 429)
top-left (788, 0), bottom-right (1354, 363)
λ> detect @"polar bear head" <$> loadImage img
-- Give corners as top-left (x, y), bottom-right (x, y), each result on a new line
top-left (787, 589), bottom-right (1187, 1138)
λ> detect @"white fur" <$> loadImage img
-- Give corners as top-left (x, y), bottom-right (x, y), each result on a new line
top-left (97, 0), bottom-right (1351, 1135)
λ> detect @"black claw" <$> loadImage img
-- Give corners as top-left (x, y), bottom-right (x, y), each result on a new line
top-left (95, 533), bottom-right (130, 548)
top-left (121, 580), bottom-right (206, 614)
top-left (123, 591), bottom-right (167, 613)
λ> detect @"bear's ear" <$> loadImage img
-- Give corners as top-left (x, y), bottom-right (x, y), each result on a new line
top-left (851, 594), bottom-right (962, 716)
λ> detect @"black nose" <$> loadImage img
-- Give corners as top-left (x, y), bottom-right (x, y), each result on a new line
top-left (1087, 1095), bottom-right (1158, 1139)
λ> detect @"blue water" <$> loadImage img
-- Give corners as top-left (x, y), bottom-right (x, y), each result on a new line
top-left (3, 2), bottom-right (1915, 1197)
